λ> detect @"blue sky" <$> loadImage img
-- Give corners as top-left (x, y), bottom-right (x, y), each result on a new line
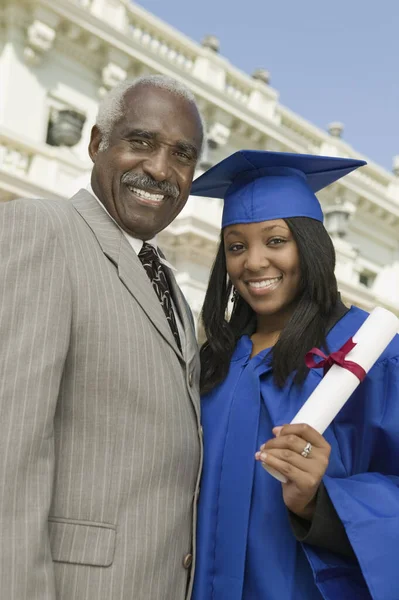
top-left (137, 0), bottom-right (398, 172)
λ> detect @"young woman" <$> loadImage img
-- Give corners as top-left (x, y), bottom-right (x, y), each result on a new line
top-left (190, 150), bottom-right (399, 600)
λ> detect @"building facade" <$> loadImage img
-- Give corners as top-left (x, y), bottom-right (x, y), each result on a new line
top-left (1, 0), bottom-right (399, 325)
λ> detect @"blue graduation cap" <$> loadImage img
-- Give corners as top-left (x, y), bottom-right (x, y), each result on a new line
top-left (190, 150), bottom-right (366, 228)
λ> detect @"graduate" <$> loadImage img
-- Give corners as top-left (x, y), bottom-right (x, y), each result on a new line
top-left (190, 150), bottom-right (399, 600)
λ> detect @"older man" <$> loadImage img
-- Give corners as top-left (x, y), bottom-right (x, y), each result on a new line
top-left (0, 75), bottom-right (204, 599)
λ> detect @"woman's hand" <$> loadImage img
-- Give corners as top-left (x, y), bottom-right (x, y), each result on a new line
top-left (255, 423), bottom-right (331, 520)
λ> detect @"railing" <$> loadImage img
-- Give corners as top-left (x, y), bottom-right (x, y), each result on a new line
top-left (123, 0), bottom-right (199, 73)
top-left (128, 23), bottom-right (196, 73)
top-left (224, 71), bottom-right (251, 106)
top-left (278, 108), bottom-right (324, 153)
top-left (351, 169), bottom-right (392, 197)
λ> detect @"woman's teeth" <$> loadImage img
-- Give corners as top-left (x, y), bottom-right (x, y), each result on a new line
top-left (247, 277), bottom-right (281, 289)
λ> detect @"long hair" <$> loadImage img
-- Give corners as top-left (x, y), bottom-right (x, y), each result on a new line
top-left (200, 217), bottom-right (339, 394)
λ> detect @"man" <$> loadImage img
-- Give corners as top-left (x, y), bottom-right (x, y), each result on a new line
top-left (0, 75), bottom-right (204, 599)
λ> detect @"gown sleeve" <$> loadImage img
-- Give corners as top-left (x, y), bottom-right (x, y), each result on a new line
top-left (289, 481), bottom-right (356, 559)
top-left (315, 355), bottom-right (399, 600)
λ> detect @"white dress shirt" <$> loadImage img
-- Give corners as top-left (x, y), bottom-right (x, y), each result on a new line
top-left (86, 184), bottom-right (176, 270)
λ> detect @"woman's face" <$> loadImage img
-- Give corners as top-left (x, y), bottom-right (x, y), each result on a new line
top-left (224, 219), bottom-right (301, 320)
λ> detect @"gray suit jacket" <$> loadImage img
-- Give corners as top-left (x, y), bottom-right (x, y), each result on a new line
top-left (0, 190), bottom-right (202, 599)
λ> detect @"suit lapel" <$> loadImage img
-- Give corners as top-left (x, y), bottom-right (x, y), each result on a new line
top-left (167, 272), bottom-right (198, 365)
top-left (71, 189), bottom-right (183, 359)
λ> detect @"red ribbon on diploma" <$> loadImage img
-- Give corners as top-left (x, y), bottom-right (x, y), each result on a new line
top-left (305, 338), bottom-right (366, 382)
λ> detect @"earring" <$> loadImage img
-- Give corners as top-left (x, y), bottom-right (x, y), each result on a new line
top-left (231, 288), bottom-right (239, 303)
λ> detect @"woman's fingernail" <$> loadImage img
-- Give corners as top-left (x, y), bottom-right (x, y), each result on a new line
top-left (260, 452), bottom-right (267, 461)
top-left (255, 452), bottom-right (261, 460)
top-left (273, 427), bottom-right (282, 437)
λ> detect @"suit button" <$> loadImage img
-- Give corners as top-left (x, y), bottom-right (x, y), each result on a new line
top-left (188, 371), bottom-right (194, 387)
top-left (183, 553), bottom-right (193, 569)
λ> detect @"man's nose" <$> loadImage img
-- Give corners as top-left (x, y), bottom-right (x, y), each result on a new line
top-left (142, 148), bottom-right (171, 182)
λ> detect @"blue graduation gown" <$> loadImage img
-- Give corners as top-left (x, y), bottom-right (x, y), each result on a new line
top-left (193, 306), bottom-right (399, 600)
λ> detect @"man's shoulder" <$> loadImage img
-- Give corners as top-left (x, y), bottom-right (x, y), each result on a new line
top-left (0, 195), bottom-right (86, 230)
top-left (2, 196), bottom-right (73, 215)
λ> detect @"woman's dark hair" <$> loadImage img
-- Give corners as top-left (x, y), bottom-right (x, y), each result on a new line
top-left (200, 217), bottom-right (339, 394)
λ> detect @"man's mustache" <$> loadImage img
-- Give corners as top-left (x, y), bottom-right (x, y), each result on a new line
top-left (121, 173), bottom-right (180, 199)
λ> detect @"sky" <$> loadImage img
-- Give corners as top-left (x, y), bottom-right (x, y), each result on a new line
top-left (137, 0), bottom-right (398, 172)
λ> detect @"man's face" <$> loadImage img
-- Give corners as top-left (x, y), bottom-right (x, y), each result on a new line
top-left (89, 85), bottom-right (203, 240)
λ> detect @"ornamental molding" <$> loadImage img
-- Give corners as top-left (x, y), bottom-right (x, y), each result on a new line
top-left (352, 203), bottom-right (399, 242)
top-left (23, 6), bottom-right (60, 65)
top-left (54, 32), bottom-right (104, 71)
top-left (0, 142), bottom-right (31, 176)
top-left (159, 226), bottom-right (218, 267)
top-left (338, 278), bottom-right (399, 316)
top-left (99, 61), bottom-right (126, 95)
top-left (353, 189), bottom-right (399, 225)
top-left (321, 182), bottom-right (399, 235)
top-left (99, 48), bottom-right (131, 95)
top-left (0, 127), bottom-right (91, 199)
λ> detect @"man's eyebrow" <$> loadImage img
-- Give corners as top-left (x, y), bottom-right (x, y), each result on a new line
top-left (124, 129), bottom-right (156, 139)
top-left (175, 141), bottom-right (198, 159)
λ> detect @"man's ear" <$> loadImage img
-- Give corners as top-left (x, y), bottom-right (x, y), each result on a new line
top-left (88, 125), bottom-right (102, 162)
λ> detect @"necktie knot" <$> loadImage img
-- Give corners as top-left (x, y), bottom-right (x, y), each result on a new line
top-left (138, 242), bottom-right (159, 263)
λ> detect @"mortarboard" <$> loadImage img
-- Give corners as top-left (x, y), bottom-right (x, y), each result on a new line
top-left (190, 150), bottom-right (366, 228)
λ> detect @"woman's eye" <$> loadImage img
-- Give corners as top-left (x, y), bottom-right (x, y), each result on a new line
top-left (228, 243), bottom-right (245, 252)
top-left (268, 238), bottom-right (286, 246)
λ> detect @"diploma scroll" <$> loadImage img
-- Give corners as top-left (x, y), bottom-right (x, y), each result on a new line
top-left (264, 307), bottom-right (399, 483)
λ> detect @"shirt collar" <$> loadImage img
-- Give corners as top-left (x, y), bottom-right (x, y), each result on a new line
top-left (85, 183), bottom-right (176, 271)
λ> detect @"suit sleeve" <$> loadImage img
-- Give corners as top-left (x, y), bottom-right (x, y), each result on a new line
top-left (0, 200), bottom-right (71, 599)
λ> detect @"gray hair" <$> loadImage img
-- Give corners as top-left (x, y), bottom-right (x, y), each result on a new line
top-left (96, 74), bottom-right (205, 154)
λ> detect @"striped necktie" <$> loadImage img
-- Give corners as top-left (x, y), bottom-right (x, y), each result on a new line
top-left (138, 242), bottom-right (182, 352)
